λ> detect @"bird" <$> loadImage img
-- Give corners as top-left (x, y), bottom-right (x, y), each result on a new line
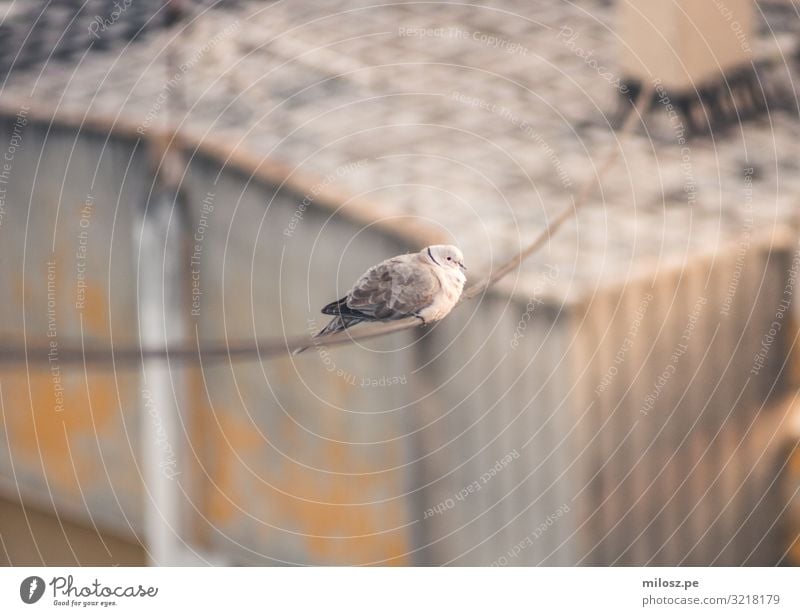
top-left (294, 245), bottom-right (467, 353)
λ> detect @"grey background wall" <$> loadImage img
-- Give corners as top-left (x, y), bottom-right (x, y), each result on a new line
top-left (0, 111), bottom-right (797, 565)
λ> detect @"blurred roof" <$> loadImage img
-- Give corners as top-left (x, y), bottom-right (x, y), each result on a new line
top-left (1, 0), bottom-right (798, 301)
top-left (0, 0), bottom-right (241, 71)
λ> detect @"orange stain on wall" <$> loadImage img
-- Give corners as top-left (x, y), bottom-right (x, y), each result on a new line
top-left (202, 408), bottom-right (264, 526)
top-left (79, 285), bottom-right (110, 337)
top-left (198, 400), bottom-right (410, 565)
top-left (2, 258), bottom-right (135, 495)
top-left (275, 436), bottom-right (410, 565)
top-left (1, 368), bottom-right (130, 495)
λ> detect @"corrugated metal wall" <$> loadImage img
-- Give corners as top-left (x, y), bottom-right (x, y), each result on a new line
top-left (0, 111), bottom-right (797, 565)
top-left (182, 153), bottom-right (421, 565)
top-left (0, 113), bottom-right (422, 565)
top-left (415, 236), bottom-right (797, 565)
top-left (0, 118), bottom-right (147, 538)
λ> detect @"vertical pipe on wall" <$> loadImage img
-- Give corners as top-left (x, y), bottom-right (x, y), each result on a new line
top-left (136, 185), bottom-right (189, 565)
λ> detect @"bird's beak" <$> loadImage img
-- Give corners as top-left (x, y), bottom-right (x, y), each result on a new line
top-left (459, 262), bottom-right (467, 271)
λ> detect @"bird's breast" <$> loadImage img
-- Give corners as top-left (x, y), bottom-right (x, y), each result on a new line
top-left (420, 269), bottom-right (465, 322)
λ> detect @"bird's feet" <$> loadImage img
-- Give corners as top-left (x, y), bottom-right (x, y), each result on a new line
top-left (414, 313), bottom-right (427, 326)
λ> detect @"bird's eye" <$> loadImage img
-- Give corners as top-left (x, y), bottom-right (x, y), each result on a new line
top-left (447, 256), bottom-right (452, 261)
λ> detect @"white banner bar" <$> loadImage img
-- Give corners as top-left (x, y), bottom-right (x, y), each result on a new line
top-left (1, 567), bottom-right (798, 615)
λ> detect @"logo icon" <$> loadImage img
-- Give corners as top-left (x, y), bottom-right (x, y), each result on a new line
top-left (20, 576), bottom-right (45, 604)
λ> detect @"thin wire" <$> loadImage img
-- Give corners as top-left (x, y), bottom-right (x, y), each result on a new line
top-left (0, 87), bottom-right (651, 367)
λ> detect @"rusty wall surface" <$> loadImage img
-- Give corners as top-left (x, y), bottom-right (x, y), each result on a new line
top-left (0, 116), bottom-right (148, 540)
top-left (0, 114), bottom-right (424, 565)
top-left (181, 154), bottom-right (422, 565)
top-left (566, 242), bottom-right (795, 566)
top-left (414, 235), bottom-right (797, 565)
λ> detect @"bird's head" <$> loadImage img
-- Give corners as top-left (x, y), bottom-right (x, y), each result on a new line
top-left (424, 245), bottom-right (467, 273)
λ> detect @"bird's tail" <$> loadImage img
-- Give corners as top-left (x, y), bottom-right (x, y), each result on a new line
top-left (293, 315), bottom-right (361, 355)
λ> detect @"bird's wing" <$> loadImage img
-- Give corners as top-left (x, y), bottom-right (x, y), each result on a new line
top-left (346, 255), bottom-right (440, 320)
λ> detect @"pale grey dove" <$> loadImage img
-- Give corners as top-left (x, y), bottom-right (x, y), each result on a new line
top-left (295, 245), bottom-right (467, 353)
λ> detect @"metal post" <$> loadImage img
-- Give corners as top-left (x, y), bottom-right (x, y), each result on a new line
top-left (136, 186), bottom-right (190, 565)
